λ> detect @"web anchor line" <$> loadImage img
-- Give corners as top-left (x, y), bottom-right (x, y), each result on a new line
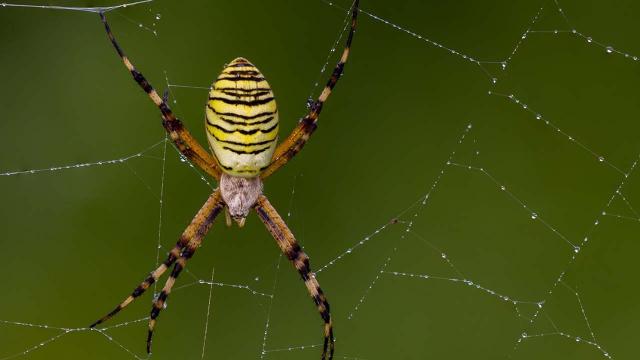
top-left (0, 139), bottom-right (166, 177)
top-left (0, 0), bottom-right (153, 13)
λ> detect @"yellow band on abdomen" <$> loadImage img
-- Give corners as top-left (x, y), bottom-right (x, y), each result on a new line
top-left (205, 57), bottom-right (279, 177)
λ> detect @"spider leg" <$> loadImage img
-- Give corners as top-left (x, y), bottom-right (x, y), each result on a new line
top-left (254, 195), bottom-right (334, 360)
top-left (146, 196), bottom-right (224, 353)
top-left (90, 190), bottom-right (224, 329)
top-left (261, 0), bottom-right (359, 179)
top-left (99, 12), bottom-right (222, 180)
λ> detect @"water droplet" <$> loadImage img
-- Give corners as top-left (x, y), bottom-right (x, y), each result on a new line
top-left (575, 336), bottom-right (581, 342)
top-left (531, 213), bottom-right (538, 220)
top-left (586, 37), bottom-right (593, 43)
top-left (605, 46), bottom-right (614, 54)
top-left (155, 13), bottom-right (161, 20)
top-left (305, 96), bottom-right (314, 109)
top-left (598, 156), bottom-right (605, 162)
top-left (536, 114), bottom-right (542, 120)
top-left (574, 246), bottom-right (580, 253)
top-left (500, 185), bottom-right (506, 191)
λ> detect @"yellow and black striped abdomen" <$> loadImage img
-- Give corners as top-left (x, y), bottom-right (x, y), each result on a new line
top-left (206, 57), bottom-right (279, 177)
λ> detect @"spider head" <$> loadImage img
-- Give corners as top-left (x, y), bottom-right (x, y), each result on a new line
top-left (220, 173), bottom-right (263, 228)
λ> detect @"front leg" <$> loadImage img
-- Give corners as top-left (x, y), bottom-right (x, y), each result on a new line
top-left (261, 0), bottom-right (359, 179)
top-left (254, 195), bottom-right (334, 360)
top-left (99, 12), bottom-right (222, 180)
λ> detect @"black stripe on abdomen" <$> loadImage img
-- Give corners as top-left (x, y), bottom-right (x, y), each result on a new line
top-left (209, 96), bottom-right (275, 106)
top-left (208, 122), bottom-right (278, 135)
top-left (207, 106), bottom-right (277, 120)
top-left (222, 144), bottom-right (272, 155)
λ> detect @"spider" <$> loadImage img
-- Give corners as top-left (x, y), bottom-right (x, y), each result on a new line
top-left (89, 1), bottom-right (359, 359)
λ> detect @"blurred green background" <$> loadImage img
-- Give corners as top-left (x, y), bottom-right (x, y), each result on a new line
top-left (1, 0), bottom-right (639, 359)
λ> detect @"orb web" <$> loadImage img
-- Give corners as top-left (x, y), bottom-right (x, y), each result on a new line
top-left (1, 0), bottom-right (639, 359)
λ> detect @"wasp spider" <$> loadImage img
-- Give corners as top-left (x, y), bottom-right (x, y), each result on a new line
top-left (90, 1), bottom-right (359, 359)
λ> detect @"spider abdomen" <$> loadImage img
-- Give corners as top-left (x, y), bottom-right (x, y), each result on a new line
top-left (206, 57), bottom-right (279, 177)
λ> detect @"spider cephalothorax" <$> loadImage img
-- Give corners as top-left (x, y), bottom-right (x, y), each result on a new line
top-left (220, 173), bottom-right (263, 226)
top-left (92, 2), bottom-right (359, 359)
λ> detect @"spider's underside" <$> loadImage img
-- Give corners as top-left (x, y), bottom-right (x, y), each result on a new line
top-left (90, 2), bottom-right (359, 360)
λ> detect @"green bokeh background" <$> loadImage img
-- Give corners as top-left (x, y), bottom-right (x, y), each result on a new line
top-left (1, 0), bottom-right (639, 359)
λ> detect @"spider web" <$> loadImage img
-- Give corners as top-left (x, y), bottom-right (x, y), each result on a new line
top-left (1, 0), bottom-right (639, 359)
